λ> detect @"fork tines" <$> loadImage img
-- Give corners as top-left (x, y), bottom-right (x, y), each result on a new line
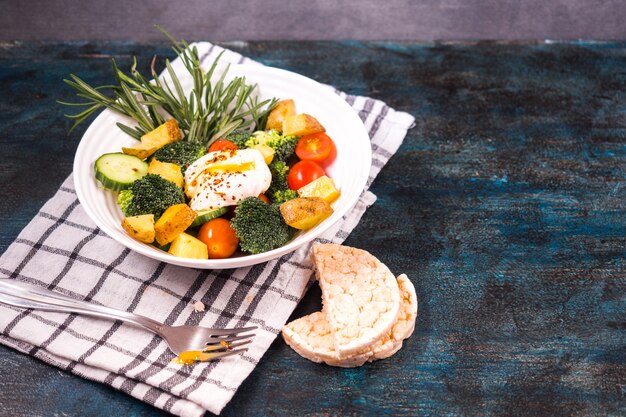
top-left (204, 338), bottom-right (253, 352)
top-left (199, 326), bottom-right (256, 361)
top-left (205, 332), bottom-right (255, 345)
top-left (202, 348), bottom-right (248, 361)
top-left (202, 336), bottom-right (253, 361)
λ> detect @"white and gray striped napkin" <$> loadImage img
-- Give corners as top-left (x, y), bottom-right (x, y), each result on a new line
top-left (0, 42), bottom-right (415, 417)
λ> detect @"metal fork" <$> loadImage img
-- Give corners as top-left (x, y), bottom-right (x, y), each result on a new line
top-left (0, 278), bottom-right (255, 361)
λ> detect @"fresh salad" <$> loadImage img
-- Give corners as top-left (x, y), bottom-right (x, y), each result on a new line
top-left (62, 32), bottom-right (340, 260)
top-left (93, 100), bottom-right (340, 260)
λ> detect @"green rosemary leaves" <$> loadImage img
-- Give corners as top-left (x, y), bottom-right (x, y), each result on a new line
top-left (60, 32), bottom-right (277, 146)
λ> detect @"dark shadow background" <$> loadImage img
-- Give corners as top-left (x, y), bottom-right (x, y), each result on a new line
top-left (1, 0), bottom-right (625, 41)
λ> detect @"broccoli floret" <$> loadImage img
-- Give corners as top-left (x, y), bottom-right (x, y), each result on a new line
top-left (246, 130), bottom-right (298, 161)
top-left (152, 141), bottom-right (206, 170)
top-left (266, 160), bottom-right (297, 205)
top-left (268, 160), bottom-right (290, 186)
top-left (117, 189), bottom-right (134, 215)
top-left (230, 196), bottom-right (295, 254)
top-left (116, 174), bottom-right (185, 219)
top-left (225, 130), bottom-right (253, 149)
top-left (272, 189), bottom-right (298, 205)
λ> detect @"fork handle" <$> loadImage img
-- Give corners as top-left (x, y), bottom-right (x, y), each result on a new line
top-left (0, 278), bottom-right (164, 334)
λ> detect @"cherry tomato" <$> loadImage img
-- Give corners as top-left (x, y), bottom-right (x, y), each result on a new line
top-left (208, 139), bottom-right (238, 153)
top-left (320, 139), bottom-right (337, 168)
top-left (258, 194), bottom-right (270, 204)
top-left (295, 133), bottom-right (336, 163)
top-left (197, 218), bottom-right (239, 259)
top-left (288, 160), bottom-right (325, 190)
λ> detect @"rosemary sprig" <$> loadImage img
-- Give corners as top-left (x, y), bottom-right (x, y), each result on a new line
top-left (60, 29), bottom-right (277, 145)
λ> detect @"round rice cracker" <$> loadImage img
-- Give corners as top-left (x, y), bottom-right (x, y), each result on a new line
top-left (366, 273), bottom-right (418, 360)
top-left (282, 312), bottom-right (366, 366)
top-left (282, 314), bottom-right (400, 368)
top-left (282, 273), bottom-right (418, 367)
top-left (389, 274), bottom-right (418, 340)
top-left (312, 244), bottom-right (401, 358)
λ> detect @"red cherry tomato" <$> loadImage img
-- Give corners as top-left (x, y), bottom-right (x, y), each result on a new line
top-left (197, 218), bottom-right (239, 259)
top-left (208, 139), bottom-right (238, 153)
top-left (320, 139), bottom-right (337, 168)
top-left (288, 160), bottom-right (325, 190)
top-left (295, 133), bottom-right (336, 163)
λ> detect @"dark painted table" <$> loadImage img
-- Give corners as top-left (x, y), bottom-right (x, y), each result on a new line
top-left (1, 41), bottom-right (625, 416)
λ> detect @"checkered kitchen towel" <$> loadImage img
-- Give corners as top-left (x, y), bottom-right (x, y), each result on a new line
top-left (0, 42), bottom-right (415, 417)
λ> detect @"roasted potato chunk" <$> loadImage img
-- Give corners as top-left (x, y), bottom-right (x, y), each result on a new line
top-left (168, 233), bottom-right (209, 259)
top-left (147, 159), bottom-right (184, 187)
top-left (282, 113), bottom-right (325, 137)
top-left (297, 175), bottom-right (340, 203)
top-left (280, 197), bottom-right (333, 230)
top-left (253, 143), bottom-right (275, 165)
top-left (122, 119), bottom-right (183, 159)
top-left (141, 119), bottom-right (183, 147)
top-left (154, 204), bottom-right (197, 246)
top-left (120, 146), bottom-right (160, 160)
top-left (266, 99), bottom-right (296, 132)
top-left (121, 214), bottom-right (155, 243)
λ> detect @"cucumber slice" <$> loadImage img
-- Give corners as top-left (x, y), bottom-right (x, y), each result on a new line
top-left (95, 153), bottom-right (148, 191)
top-left (189, 207), bottom-right (229, 228)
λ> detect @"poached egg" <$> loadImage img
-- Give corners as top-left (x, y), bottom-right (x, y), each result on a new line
top-left (184, 148), bottom-right (271, 211)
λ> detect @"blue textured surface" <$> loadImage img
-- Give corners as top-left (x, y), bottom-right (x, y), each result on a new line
top-left (0, 41), bottom-right (625, 416)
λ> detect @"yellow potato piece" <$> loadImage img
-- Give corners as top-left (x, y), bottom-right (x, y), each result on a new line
top-left (147, 159), bottom-right (184, 187)
top-left (280, 197), bottom-right (333, 230)
top-left (253, 143), bottom-right (275, 165)
top-left (266, 99), bottom-right (296, 132)
top-left (121, 214), bottom-right (155, 244)
top-left (297, 176), bottom-right (340, 203)
top-left (122, 119), bottom-right (182, 160)
top-left (282, 113), bottom-right (325, 137)
top-left (168, 233), bottom-right (209, 259)
top-left (141, 119), bottom-right (183, 148)
top-left (154, 204), bottom-right (197, 246)
top-left (121, 145), bottom-right (159, 160)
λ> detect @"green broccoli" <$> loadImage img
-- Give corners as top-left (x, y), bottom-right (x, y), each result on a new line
top-left (268, 160), bottom-right (290, 185)
top-left (224, 129), bottom-right (253, 149)
top-left (246, 130), bottom-right (298, 161)
top-left (116, 189), bottom-right (134, 214)
top-left (117, 174), bottom-right (185, 219)
top-left (152, 141), bottom-right (206, 170)
top-left (266, 160), bottom-right (298, 205)
top-left (230, 196), bottom-right (295, 254)
top-left (271, 189), bottom-right (298, 205)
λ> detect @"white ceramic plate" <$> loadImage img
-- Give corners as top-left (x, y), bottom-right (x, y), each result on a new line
top-left (73, 64), bottom-right (371, 269)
